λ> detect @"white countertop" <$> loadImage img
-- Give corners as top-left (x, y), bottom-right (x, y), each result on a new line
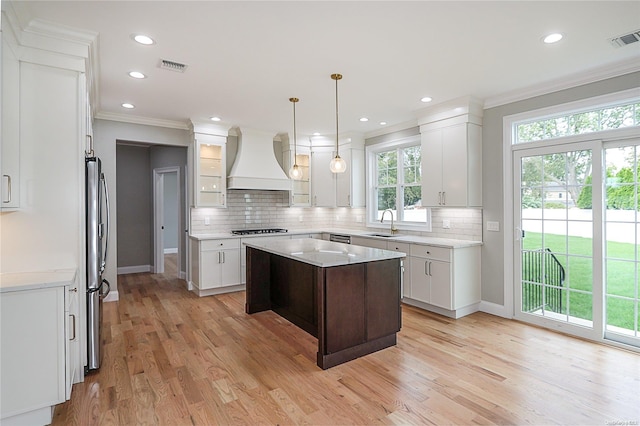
top-left (190, 228), bottom-right (482, 249)
top-left (244, 238), bottom-right (406, 268)
top-left (0, 269), bottom-right (77, 293)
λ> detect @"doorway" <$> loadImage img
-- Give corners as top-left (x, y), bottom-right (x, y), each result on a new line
top-left (153, 167), bottom-right (181, 277)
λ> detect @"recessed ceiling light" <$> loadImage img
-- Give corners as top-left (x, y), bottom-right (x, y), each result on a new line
top-left (210, 116), bottom-right (221, 122)
top-left (133, 34), bottom-right (155, 45)
top-left (421, 97), bottom-right (433, 103)
top-left (543, 33), bottom-right (563, 44)
top-left (128, 71), bottom-right (146, 79)
top-left (379, 121), bottom-right (387, 125)
top-left (121, 103), bottom-right (135, 109)
top-left (359, 117), bottom-right (369, 122)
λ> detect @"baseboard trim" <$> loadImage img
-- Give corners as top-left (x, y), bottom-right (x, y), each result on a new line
top-left (479, 300), bottom-right (512, 318)
top-left (163, 248), bottom-right (178, 254)
top-left (117, 265), bottom-right (151, 275)
top-left (104, 290), bottom-right (119, 302)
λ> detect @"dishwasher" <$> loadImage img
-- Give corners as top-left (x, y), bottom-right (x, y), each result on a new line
top-left (329, 233), bottom-right (351, 244)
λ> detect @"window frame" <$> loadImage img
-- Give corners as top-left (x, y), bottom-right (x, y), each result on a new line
top-left (366, 135), bottom-right (432, 231)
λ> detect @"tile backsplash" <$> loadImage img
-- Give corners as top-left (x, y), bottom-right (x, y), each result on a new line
top-left (191, 190), bottom-right (482, 241)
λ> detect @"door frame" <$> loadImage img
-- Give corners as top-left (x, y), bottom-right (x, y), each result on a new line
top-left (511, 140), bottom-right (604, 342)
top-left (153, 166), bottom-right (181, 275)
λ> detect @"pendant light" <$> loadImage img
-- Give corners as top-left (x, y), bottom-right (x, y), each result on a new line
top-left (329, 73), bottom-right (347, 173)
top-left (288, 97), bottom-right (303, 180)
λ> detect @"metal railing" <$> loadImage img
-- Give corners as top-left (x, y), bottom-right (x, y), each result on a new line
top-left (522, 248), bottom-right (566, 313)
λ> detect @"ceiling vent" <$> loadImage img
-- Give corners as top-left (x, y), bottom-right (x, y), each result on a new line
top-left (159, 59), bottom-right (188, 73)
top-left (610, 30), bottom-right (640, 47)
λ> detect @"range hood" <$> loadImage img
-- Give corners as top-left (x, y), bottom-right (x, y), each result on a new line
top-left (227, 128), bottom-right (292, 191)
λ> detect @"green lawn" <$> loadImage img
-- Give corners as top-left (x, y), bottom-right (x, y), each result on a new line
top-left (522, 232), bottom-right (638, 331)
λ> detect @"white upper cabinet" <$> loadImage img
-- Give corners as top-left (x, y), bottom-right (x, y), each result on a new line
top-left (193, 133), bottom-right (227, 207)
top-left (336, 141), bottom-right (365, 208)
top-left (283, 138), bottom-right (312, 207)
top-left (1, 29), bottom-right (20, 210)
top-left (310, 135), bottom-right (365, 208)
top-left (418, 96), bottom-right (483, 208)
top-left (310, 148), bottom-right (336, 207)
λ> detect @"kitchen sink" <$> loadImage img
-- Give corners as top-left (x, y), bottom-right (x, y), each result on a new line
top-left (366, 233), bottom-right (398, 238)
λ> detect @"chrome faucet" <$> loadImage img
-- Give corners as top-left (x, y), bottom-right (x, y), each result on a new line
top-left (380, 209), bottom-right (398, 234)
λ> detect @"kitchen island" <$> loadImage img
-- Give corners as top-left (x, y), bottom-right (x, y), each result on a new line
top-left (244, 238), bottom-right (405, 369)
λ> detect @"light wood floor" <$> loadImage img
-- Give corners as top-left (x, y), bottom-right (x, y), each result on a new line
top-left (53, 271), bottom-right (640, 425)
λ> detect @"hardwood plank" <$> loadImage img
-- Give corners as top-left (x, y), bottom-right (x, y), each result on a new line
top-left (53, 271), bottom-right (640, 425)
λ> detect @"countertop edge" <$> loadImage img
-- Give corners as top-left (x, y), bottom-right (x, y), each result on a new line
top-left (244, 239), bottom-right (406, 268)
top-left (0, 269), bottom-right (77, 293)
top-left (190, 229), bottom-right (482, 249)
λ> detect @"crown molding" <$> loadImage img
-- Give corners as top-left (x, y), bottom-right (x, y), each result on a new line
top-left (95, 111), bottom-right (190, 130)
top-left (364, 119), bottom-right (418, 139)
top-left (484, 58), bottom-right (640, 109)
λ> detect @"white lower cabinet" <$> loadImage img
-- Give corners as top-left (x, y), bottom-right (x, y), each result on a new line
top-left (190, 238), bottom-right (241, 296)
top-left (0, 278), bottom-right (77, 425)
top-left (408, 243), bottom-right (480, 318)
top-left (386, 241), bottom-right (412, 299)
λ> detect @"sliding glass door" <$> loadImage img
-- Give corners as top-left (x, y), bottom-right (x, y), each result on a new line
top-left (514, 142), bottom-right (601, 339)
top-left (604, 143), bottom-right (640, 346)
top-left (514, 139), bottom-right (640, 347)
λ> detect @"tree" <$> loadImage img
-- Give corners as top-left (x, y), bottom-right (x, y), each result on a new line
top-left (521, 150), bottom-right (592, 206)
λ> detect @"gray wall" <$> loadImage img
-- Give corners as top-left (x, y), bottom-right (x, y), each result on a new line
top-left (94, 119), bottom-right (190, 298)
top-left (115, 144), bottom-right (188, 270)
top-left (116, 145), bottom-right (152, 268)
top-left (481, 71), bottom-right (640, 308)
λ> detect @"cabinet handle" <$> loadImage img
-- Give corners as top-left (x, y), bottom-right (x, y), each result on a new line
top-left (221, 252), bottom-right (225, 263)
top-left (428, 261), bottom-right (432, 276)
top-left (2, 175), bottom-right (11, 203)
top-left (442, 192), bottom-right (446, 205)
top-left (314, 195), bottom-right (317, 206)
top-left (70, 287), bottom-right (78, 292)
top-left (424, 260), bottom-right (428, 276)
top-left (69, 314), bottom-right (76, 341)
top-left (221, 193), bottom-right (225, 206)
top-left (218, 252), bottom-right (222, 263)
top-left (348, 194), bottom-right (351, 206)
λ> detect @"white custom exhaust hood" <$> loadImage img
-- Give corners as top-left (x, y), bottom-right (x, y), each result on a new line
top-left (227, 128), bottom-right (292, 191)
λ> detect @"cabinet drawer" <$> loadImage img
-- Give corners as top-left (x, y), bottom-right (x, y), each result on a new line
top-left (201, 238), bottom-right (240, 251)
top-left (387, 241), bottom-right (410, 254)
top-left (410, 244), bottom-right (450, 262)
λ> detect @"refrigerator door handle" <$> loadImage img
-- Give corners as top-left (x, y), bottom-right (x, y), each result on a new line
top-left (101, 172), bottom-right (110, 272)
top-left (100, 278), bottom-right (111, 299)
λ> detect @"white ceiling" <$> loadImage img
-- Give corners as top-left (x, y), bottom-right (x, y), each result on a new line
top-left (11, 1), bottom-right (640, 138)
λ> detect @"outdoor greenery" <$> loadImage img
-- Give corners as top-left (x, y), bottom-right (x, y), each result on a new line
top-left (523, 231), bottom-right (638, 332)
top-left (516, 101), bottom-right (640, 144)
top-left (376, 145), bottom-right (422, 216)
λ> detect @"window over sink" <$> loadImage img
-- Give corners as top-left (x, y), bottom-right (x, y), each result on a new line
top-left (366, 135), bottom-right (431, 231)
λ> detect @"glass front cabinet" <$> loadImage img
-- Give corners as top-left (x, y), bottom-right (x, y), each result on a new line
top-left (194, 133), bottom-right (227, 207)
top-left (283, 143), bottom-right (311, 207)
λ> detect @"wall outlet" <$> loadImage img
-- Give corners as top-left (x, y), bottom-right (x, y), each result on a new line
top-left (356, 215), bottom-right (363, 223)
top-left (442, 219), bottom-right (451, 229)
top-left (298, 215), bottom-right (304, 222)
top-left (487, 221), bottom-right (500, 232)
top-left (204, 216), bottom-right (210, 226)
top-left (335, 215), bottom-right (340, 221)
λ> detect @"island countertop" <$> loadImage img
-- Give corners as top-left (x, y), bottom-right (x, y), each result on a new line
top-left (243, 238), bottom-right (406, 268)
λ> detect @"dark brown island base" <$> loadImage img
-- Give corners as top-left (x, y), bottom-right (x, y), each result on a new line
top-left (244, 238), bottom-right (406, 369)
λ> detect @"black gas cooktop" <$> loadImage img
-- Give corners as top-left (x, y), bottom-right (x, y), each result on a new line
top-left (231, 228), bottom-right (288, 236)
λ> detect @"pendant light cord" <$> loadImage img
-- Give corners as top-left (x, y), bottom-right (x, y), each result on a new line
top-left (335, 75), bottom-right (339, 157)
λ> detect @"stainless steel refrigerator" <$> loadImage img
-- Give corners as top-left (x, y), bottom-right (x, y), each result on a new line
top-left (86, 156), bottom-right (110, 372)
